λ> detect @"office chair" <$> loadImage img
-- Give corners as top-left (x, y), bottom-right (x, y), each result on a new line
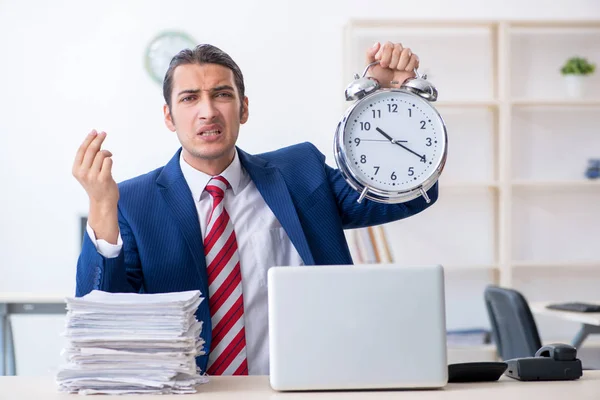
top-left (484, 285), bottom-right (542, 360)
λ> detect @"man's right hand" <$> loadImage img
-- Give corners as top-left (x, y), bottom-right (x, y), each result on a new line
top-left (72, 130), bottom-right (120, 244)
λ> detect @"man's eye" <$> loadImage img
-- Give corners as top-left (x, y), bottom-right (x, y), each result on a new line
top-left (181, 96), bottom-right (195, 102)
top-left (216, 92), bottom-right (233, 98)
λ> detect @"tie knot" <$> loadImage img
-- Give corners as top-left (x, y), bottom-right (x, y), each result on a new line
top-left (205, 176), bottom-right (230, 200)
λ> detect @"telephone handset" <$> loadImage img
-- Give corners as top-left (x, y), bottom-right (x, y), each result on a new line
top-left (535, 343), bottom-right (578, 361)
top-left (504, 343), bottom-right (583, 381)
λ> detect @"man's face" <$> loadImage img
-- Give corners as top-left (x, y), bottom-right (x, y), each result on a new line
top-left (164, 63), bottom-right (248, 173)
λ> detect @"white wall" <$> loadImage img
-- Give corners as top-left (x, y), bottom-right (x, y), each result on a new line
top-left (1, 0), bottom-right (599, 376)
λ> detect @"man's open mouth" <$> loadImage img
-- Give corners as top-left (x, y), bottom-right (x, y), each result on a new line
top-left (199, 129), bottom-right (221, 136)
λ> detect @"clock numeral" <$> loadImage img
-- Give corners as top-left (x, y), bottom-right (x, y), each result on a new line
top-left (408, 167), bottom-right (414, 176)
top-left (360, 155), bottom-right (367, 164)
top-left (372, 109), bottom-right (381, 118)
top-left (426, 137), bottom-right (432, 146)
top-left (391, 171), bottom-right (397, 180)
top-left (360, 122), bottom-right (371, 131)
top-left (373, 166), bottom-right (380, 175)
top-left (420, 155), bottom-right (427, 163)
top-left (387, 104), bottom-right (398, 113)
top-left (408, 108), bottom-right (412, 117)
top-left (420, 120), bottom-right (426, 129)
top-left (354, 138), bottom-right (361, 146)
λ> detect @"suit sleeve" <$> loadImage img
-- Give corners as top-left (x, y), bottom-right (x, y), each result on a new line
top-left (321, 154), bottom-right (439, 230)
top-left (75, 206), bottom-right (144, 297)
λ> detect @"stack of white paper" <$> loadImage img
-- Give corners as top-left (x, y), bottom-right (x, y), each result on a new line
top-left (56, 290), bottom-right (209, 395)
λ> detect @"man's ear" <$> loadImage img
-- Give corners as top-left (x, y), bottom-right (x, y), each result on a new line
top-left (164, 104), bottom-right (176, 132)
top-left (240, 97), bottom-right (249, 124)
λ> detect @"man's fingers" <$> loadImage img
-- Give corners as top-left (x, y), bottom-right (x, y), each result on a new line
top-left (397, 48), bottom-right (412, 71)
top-left (99, 156), bottom-right (114, 182)
top-left (91, 149), bottom-right (113, 175)
top-left (74, 130), bottom-right (98, 170)
top-left (406, 54), bottom-right (419, 72)
top-left (389, 44), bottom-right (402, 70)
top-left (366, 42), bottom-right (381, 64)
top-left (81, 131), bottom-right (107, 170)
top-left (378, 41), bottom-right (395, 68)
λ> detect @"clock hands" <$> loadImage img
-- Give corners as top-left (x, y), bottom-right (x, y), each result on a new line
top-left (374, 127), bottom-right (395, 142)
top-left (359, 139), bottom-right (406, 142)
top-left (375, 127), bottom-right (424, 160)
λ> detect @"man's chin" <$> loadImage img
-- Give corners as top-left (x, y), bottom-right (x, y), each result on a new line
top-left (187, 146), bottom-right (235, 162)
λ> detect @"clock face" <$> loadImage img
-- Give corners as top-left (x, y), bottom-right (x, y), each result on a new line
top-left (342, 90), bottom-right (446, 193)
top-left (145, 31), bottom-right (196, 84)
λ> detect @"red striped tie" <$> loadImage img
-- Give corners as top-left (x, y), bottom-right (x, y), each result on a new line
top-left (203, 176), bottom-right (248, 376)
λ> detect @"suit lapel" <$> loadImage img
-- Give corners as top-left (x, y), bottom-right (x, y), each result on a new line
top-left (156, 149), bottom-right (209, 298)
top-left (238, 148), bottom-right (315, 265)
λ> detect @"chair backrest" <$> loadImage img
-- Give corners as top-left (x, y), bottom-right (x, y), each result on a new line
top-left (484, 285), bottom-right (542, 360)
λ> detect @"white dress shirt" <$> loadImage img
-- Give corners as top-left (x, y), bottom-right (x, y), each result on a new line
top-left (86, 149), bottom-right (304, 375)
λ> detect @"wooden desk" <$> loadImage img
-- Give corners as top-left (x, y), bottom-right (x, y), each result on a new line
top-left (0, 293), bottom-right (67, 376)
top-left (531, 301), bottom-right (600, 349)
top-left (1, 373), bottom-right (600, 399)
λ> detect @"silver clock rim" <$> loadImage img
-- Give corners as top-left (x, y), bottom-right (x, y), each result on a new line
top-left (333, 88), bottom-right (448, 204)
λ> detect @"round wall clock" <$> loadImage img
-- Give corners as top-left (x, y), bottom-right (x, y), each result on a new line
top-left (145, 31), bottom-right (196, 84)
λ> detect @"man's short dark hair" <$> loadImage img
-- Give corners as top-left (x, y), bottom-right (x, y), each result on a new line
top-left (163, 44), bottom-right (245, 113)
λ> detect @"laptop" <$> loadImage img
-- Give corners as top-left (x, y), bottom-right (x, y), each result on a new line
top-left (267, 264), bottom-right (448, 391)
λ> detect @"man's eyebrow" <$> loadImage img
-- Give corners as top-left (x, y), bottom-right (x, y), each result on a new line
top-left (177, 89), bottom-right (200, 97)
top-left (176, 85), bottom-right (235, 97)
top-left (210, 85), bottom-right (235, 93)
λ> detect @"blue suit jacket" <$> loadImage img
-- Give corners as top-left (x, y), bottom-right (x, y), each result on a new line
top-left (76, 142), bottom-right (438, 371)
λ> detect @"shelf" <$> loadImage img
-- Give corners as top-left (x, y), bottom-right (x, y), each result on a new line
top-left (435, 99), bottom-right (600, 108)
top-left (443, 264), bottom-right (498, 272)
top-left (509, 22), bottom-right (600, 29)
top-left (512, 261), bottom-right (600, 269)
top-left (511, 99), bottom-right (600, 107)
top-left (511, 26), bottom-right (600, 35)
top-left (512, 180), bottom-right (600, 188)
top-left (440, 182), bottom-right (499, 190)
top-left (435, 100), bottom-right (499, 108)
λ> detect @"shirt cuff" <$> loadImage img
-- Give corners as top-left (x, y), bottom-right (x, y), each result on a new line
top-left (86, 223), bottom-right (123, 258)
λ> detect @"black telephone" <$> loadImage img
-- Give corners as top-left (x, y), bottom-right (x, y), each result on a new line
top-left (504, 343), bottom-right (583, 381)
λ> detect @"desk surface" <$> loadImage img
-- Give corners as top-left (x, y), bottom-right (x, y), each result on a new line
top-left (1, 373), bottom-right (600, 399)
top-left (531, 301), bottom-right (600, 326)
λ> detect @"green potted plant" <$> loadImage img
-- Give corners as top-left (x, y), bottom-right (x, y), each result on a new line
top-left (560, 56), bottom-right (596, 98)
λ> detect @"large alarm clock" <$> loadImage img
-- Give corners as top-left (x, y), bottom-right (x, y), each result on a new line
top-left (334, 60), bottom-right (448, 204)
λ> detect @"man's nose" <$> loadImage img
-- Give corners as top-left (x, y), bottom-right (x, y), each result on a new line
top-left (197, 99), bottom-right (218, 121)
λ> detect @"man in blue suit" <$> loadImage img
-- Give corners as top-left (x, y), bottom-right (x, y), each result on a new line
top-left (72, 41), bottom-right (438, 376)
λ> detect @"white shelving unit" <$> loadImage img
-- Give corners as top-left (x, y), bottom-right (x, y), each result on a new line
top-left (343, 20), bottom-right (600, 346)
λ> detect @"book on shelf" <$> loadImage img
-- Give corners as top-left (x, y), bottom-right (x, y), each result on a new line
top-left (349, 225), bottom-right (393, 264)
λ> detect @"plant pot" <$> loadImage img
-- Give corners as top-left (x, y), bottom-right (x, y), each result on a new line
top-left (563, 75), bottom-right (588, 98)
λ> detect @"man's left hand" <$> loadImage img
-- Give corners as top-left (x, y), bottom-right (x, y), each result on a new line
top-left (365, 41), bottom-right (420, 89)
